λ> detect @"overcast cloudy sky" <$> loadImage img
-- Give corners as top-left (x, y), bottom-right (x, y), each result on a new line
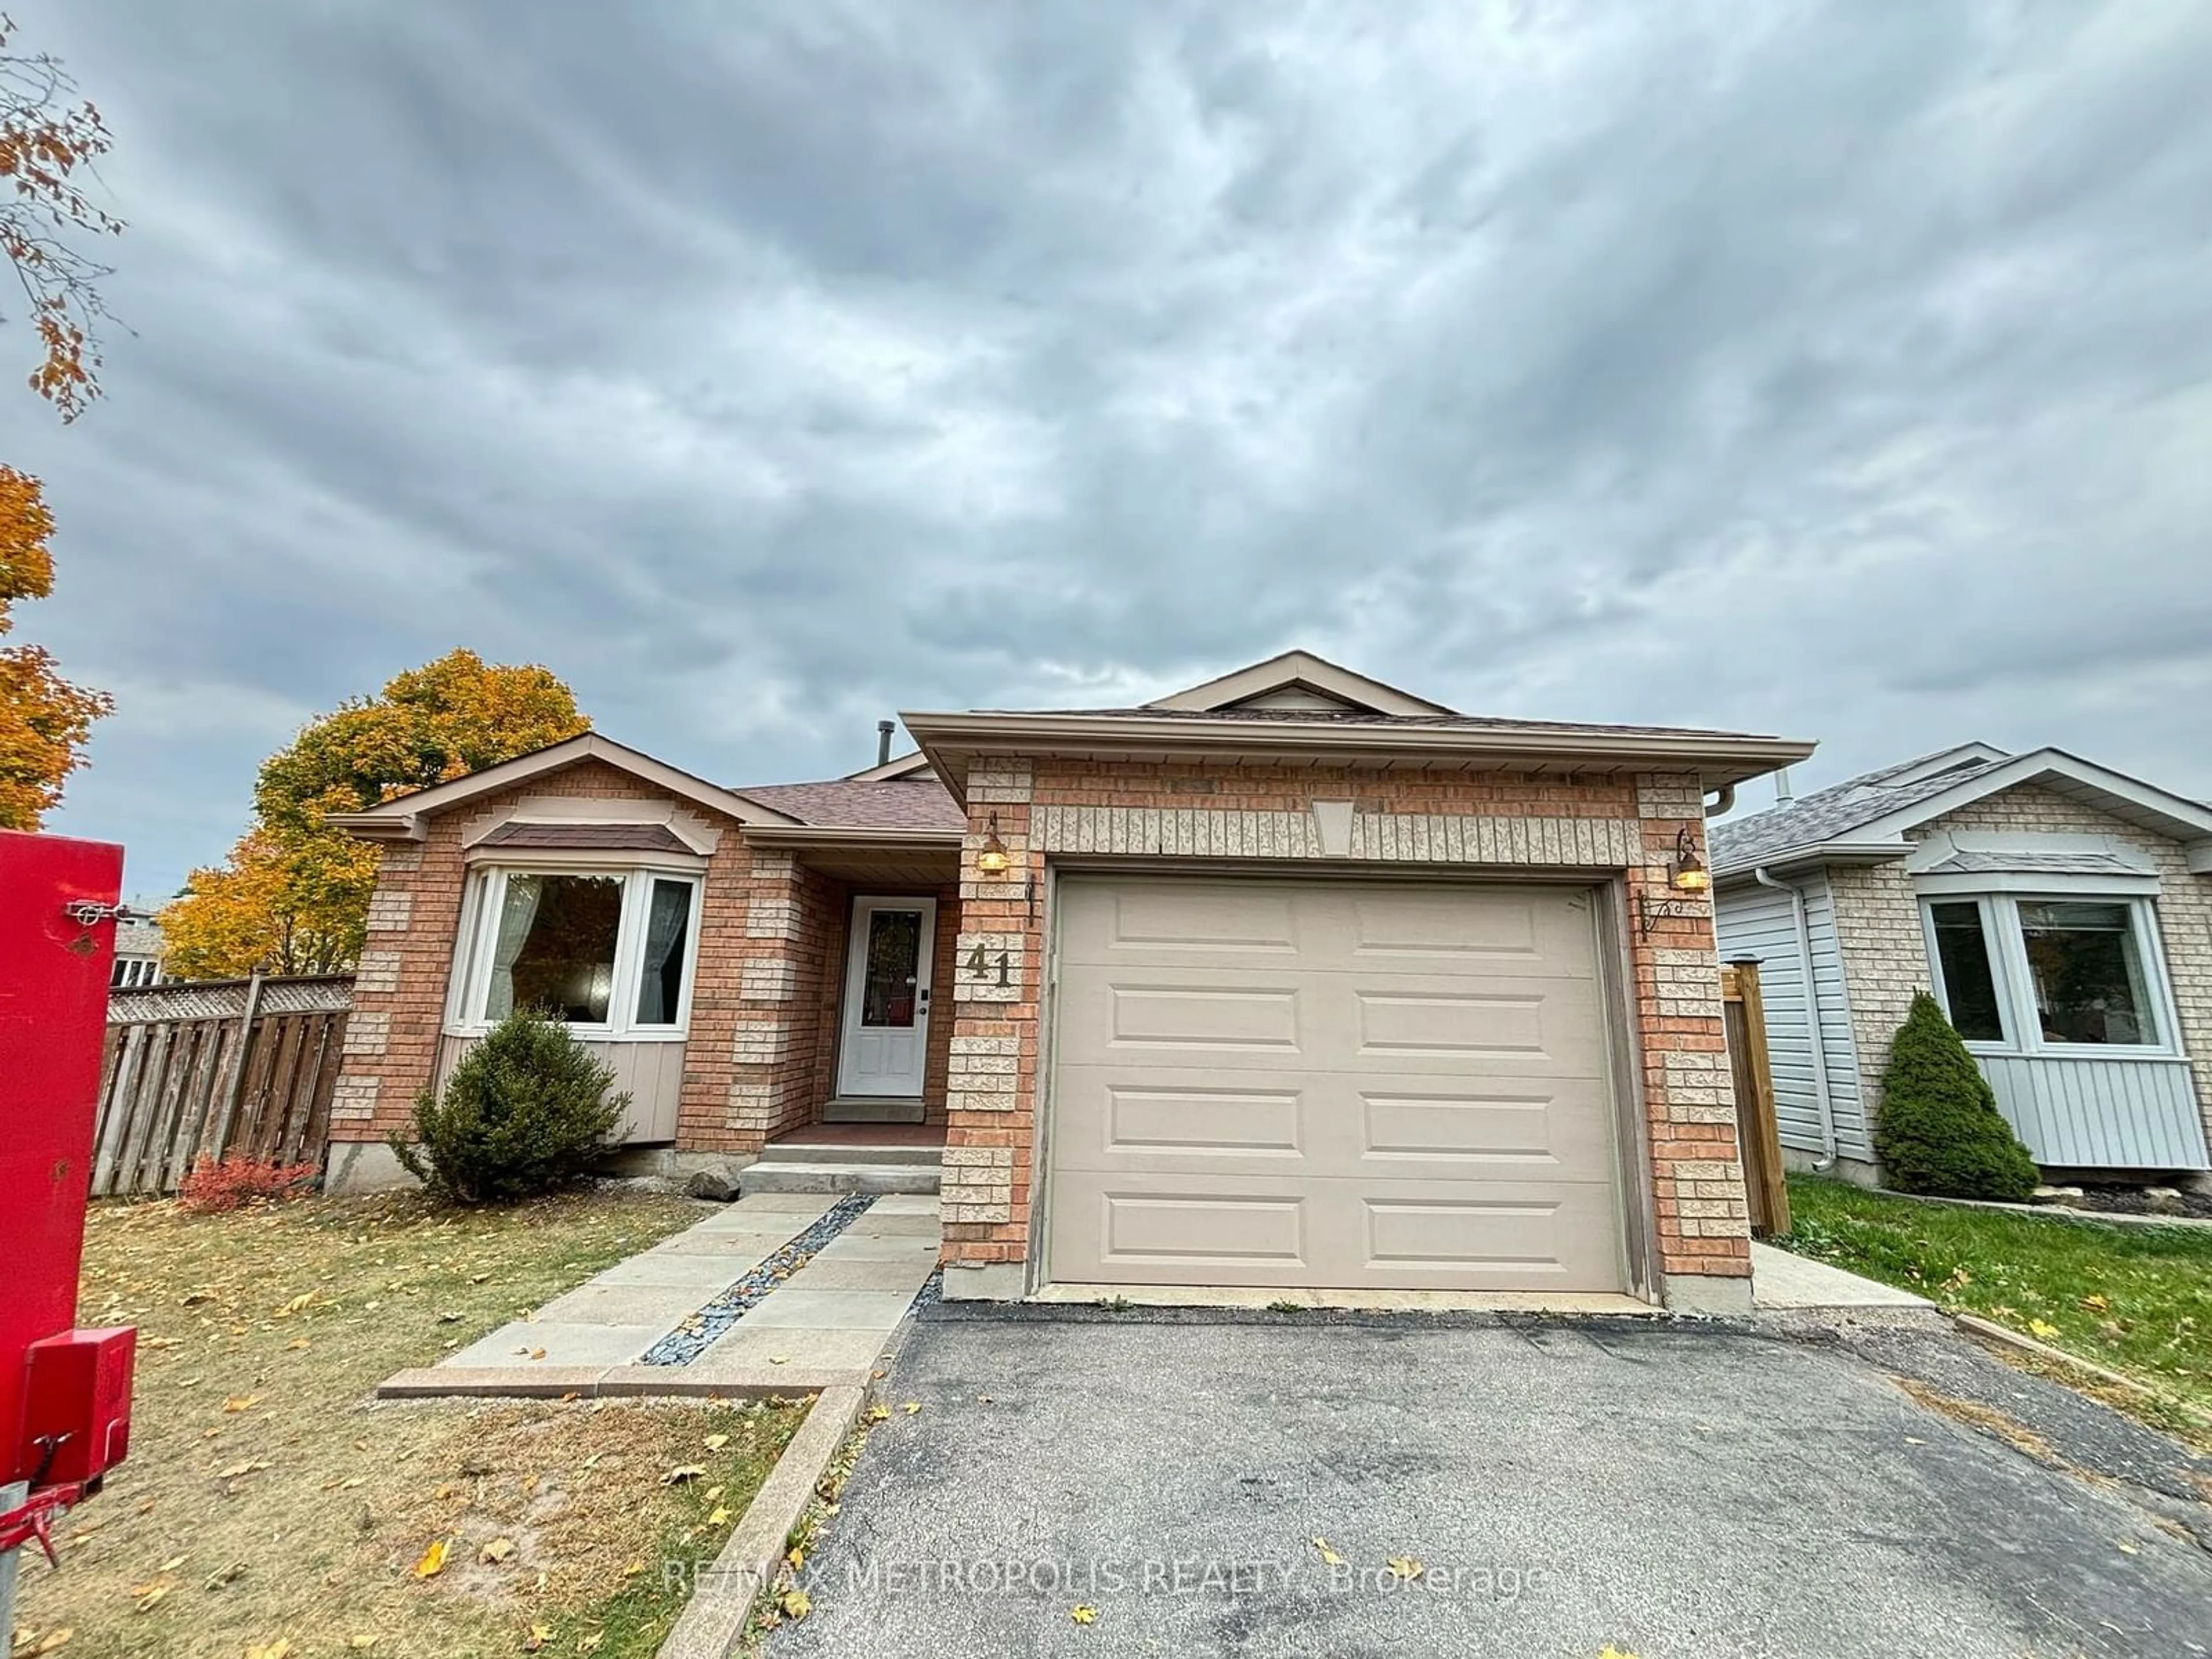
top-left (9, 2), bottom-right (2211, 899)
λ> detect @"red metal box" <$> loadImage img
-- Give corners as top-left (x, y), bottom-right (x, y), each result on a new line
top-left (20, 1327), bottom-right (135, 1487)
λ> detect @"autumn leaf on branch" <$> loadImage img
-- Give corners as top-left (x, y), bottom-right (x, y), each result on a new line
top-left (0, 464), bottom-right (109, 830)
top-left (0, 15), bottom-right (124, 421)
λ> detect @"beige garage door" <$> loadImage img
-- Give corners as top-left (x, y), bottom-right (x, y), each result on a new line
top-left (1046, 876), bottom-right (1629, 1292)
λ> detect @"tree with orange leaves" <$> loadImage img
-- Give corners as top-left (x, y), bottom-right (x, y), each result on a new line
top-left (0, 17), bottom-right (122, 828)
top-left (161, 651), bottom-right (590, 978)
top-left (2, 12), bottom-right (123, 421)
top-left (0, 462), bottom-right (111, 828)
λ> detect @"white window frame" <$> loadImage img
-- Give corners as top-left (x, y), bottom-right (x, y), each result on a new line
top-left (1919, 892), bottom-right (2185, 1060)
top-left (444, 864), bottom-right (704, 1041)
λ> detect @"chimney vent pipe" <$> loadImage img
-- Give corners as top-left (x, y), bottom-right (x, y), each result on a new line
top-left (876, 720), bottom-right (895, 767)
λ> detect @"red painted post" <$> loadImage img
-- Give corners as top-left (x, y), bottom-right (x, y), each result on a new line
top-left (0, 830), bottom-right (134, 1625)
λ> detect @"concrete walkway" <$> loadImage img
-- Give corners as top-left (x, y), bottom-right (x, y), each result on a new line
top-left (1750, 1240), bottom-right (1929, 1310)
top-left (378, 1192), bottom-right (941, 1399)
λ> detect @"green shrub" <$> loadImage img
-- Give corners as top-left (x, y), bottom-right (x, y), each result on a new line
top-left (1874, 992), bottom-right (2039, 1201)
top-left (391, 1010), bottom-right (629, 1203)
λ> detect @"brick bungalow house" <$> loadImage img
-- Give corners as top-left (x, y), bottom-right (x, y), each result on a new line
top-left (326, 651), bottom-right (1810, 1312)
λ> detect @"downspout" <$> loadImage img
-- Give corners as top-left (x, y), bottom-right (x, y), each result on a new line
top-left (1753, 866), bottom-right (1838, 1170)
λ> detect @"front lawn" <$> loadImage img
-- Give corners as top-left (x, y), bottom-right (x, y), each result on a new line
top-left (12, 1190), bottom-right (808, 1659)
top-left (1778, 1175), bottom-right (2212, 1422)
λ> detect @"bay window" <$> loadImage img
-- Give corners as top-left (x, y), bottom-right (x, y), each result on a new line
top-left (451, 866), bottom-right (702, 1037)
top-left (1922, 893), bottom-right (2175, 1053)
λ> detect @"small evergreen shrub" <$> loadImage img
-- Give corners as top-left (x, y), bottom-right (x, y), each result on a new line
top-left (392, 1010), bottom-right (629, 1204)
top-left (178, 1154), bottom-right (319, 1213)
top-left (1875, 992), bottom-right (2040, 1201)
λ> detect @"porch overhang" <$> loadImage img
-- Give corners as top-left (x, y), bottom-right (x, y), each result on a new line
top-left (738, 824), bottom-right (963, 886)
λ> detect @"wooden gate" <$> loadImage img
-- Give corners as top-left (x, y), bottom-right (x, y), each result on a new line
top-left (1721, 960), bottom-right (1790, 1237)
top-left (92, 974), bottom-right (354, 1198)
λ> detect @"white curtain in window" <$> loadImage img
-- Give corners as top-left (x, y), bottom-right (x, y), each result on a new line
top-left (635, 880), bottom-right (690, 1024)
top-left (484, 875), bottom-right (543, 1020)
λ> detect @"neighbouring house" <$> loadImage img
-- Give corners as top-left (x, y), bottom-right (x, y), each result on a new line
top-left (1712, 743), bottom-right (2212, 1187)
top-left (325, 650), bottom-right (1809, 1311)
top-left (110, 906), bottom-right (165, 988)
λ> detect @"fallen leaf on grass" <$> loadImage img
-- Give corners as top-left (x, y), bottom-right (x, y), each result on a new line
top-left (702, 1485), bottom-right (724, 1503)
top-left (781, 1589), bottom-right (812, 1620)
top-left (346, 1639), bottom-right (378, 1651)
top-left (130, 1582), bottom-right (172, 1613)
top-left (2116, 1538), bottom-right (2139, 1555)
top-left (286, 1338), bottom-right (311, 1351)
top-left (1070, 1604), bottom-right (1098, 1626)
top-left (217, 1460), bottom-right (271, 1479)
top-left (2027, 1318), bottom-right (2062, 1342)
top-left (2080, 1293), bottom-right (2110, 1313)
top-left (709, 1507), bottom-right (732, 1526)
top-left (1310, 1537), bottom-right (1344, 1567)
top-left (522, 1625), bottom-right (552, 1651)
top-left (221, 1395), bottom-right (261, 1414)
top-left (278, 1291), bottom-right (316, 1316)
top-left (414, 1539), bottom-right (451, 1579)
top-left (662, 1465), bottom-right (707, 1486)
top-left (243, 1642), bottom-right (291, 1659)
top-left (480, 1537), bottom-right (517, 1564)
top-left (29, 1633), bottom-right (75, 1654)
top-left (157, 1555), bottom-right (187, 1573)
top-left (577, 1635), bottom-right (603, 1654)
top-left (786, 1547), bottom-right (804, 1573)
top-left (704, 1433), bottom-right (730, 1451)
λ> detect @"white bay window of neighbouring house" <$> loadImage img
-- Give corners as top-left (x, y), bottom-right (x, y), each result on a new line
top-left (454, 869), bottom-right (702, 1035)
top-left (1925, 895), bottom-right (2169, 1051)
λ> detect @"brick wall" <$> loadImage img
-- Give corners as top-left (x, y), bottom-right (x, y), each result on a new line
top-left (331, 757), bottom-right (813, 1158)
top-left (1825, 781), bottom-right (2212, 1149)
top-left (939, 757), bottom-right (1752, 1291)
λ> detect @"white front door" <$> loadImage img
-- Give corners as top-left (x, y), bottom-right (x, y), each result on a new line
top-left (835, 896), bottom-right (936, 1099)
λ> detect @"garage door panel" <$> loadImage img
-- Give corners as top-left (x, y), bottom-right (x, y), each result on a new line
top-left (1054, 968), bottom-right (1606, 1075)
top-left (1359, 1084), bottom-right (1615, 1171)
top-left (1101, 1082), bottom-right (1305, 1157)
top-left (1047, 877), bottom-right (1629, 1293)
top-left (1057, 880), bottom-right (1301, 967)
top-left (1050, 1171), bottom-right (1621, 1290)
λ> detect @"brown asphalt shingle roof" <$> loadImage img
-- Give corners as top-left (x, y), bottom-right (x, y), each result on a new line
top-left (731, 776), bottom-right (966, 831)
top-left (477, 821), bottom-right (691, 852)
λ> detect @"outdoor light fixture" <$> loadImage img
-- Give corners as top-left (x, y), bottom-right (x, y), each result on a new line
top-left (975, 812), bottom-right (1013, 877)
top-left (1639, 827), bottom-right (1714, 936)
top-left (1670, 827), bottom-right (1711, 893)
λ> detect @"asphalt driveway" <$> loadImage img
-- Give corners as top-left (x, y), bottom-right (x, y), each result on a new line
top-left (768, 1310), bottom-right (2212, 1658)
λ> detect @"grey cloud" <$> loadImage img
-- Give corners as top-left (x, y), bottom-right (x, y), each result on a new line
top-left (4, 0), bottom-right (2210, 898)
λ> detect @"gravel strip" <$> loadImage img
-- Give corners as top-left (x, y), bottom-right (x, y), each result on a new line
top-left (639, 1194), bottom-right (877, 1365)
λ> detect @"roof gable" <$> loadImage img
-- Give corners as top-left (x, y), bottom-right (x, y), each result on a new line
top-left (1145, 649), bottom-right (1456, 717)
top-left (1713, 744), bottom-right (2212, 875)
top-left (327, 733), bottom-right (801, 839)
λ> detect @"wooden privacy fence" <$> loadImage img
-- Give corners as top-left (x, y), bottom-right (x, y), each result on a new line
top-left (1722, 959), bottom-right (1790, 1238)
top-left (92, 974), bottom-right (355, 1198)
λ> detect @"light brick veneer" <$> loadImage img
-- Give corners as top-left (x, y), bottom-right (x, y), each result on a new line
top-left (940, 757), bottom-right (1752, 1294)
top-left (1824, 781), bottom-right (2212, 1150)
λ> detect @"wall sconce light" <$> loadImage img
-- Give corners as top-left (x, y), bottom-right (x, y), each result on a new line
top-left (1670, 827), bottom-right (1710, 893)
top-left (1639, 827), bottom-right (1714, 936)
top-left (975, 811), bottom-right (1012, 878)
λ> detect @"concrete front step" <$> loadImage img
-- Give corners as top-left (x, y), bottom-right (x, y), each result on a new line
top-left (740, 1160), bottom-right (942, 1196)
top-left (756, 1142), bottom-right (944, 1168)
